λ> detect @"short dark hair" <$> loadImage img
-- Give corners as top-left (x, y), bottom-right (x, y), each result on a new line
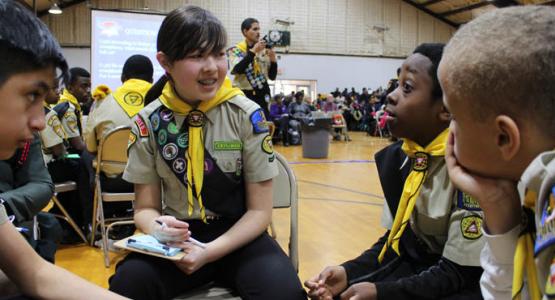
top-left (412, 43), bottom-right (445, 101)
top-left (0, 0), bottom-right (67, 87)
top-left (68, 67), bottom-right (90, 86)
top-left (122, 54), bottom-right (153, 83)
top-left (241, 18), bottom-right (259, 32)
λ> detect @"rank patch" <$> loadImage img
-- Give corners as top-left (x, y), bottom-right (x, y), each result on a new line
top-left (460, 215), bottom-right (483, 240)
top-left (261, 135), bottom-right (274, 154)
top-left (250, 109), bottom-right (269, 134)
top-left (214, 141), bottom-right (243, 151)
top-left (134, 115), bottom-right (149, 137)
top-left (127, 132), bottom-right (137, 151)
top-left (457, 191), bottom-right (481, 211)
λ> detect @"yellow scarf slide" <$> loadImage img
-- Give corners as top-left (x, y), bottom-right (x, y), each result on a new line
top-left (159, 77), bottom-right (243, 222)
top-left (378, 129), bottom-right (449, 262)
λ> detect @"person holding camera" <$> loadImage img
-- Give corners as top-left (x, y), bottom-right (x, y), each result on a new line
top-left (228, 17), bottom-right (277, 120)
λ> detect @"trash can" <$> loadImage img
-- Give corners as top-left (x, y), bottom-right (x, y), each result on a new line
top-left (301, 116), bottom-right (331, 158)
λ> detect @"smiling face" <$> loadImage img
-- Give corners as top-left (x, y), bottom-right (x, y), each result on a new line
top-left (385, 53), bottom-right (447, 145)
top-left (158, 50), bottom-right (228, 105)
top-left (0, 66), bottom-right (52, 159)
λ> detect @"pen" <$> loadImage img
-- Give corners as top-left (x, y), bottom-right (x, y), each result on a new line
top-left (155, 219), bottom-right (207, 249)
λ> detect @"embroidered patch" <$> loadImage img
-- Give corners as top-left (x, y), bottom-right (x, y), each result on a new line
top-left (162, 143), bottom-right (178, 160)
top-left (460, 215), bottom-right (483, 240)
top-left (412, 152), bottom-right (429, 172)
top-left (250, 109), bottom-right (269, 134)
top-left (457, 191), bottom-right (481, 211)
top-left (268, 154), bottom-right (275, 163)
top-left (47, 114), bottom-right (56, 126)
top-left (535, 187), bottom-right (555, 255)
top-left (151, 114), bottom-right (160, 131)
top-left (261, 135), bottom-right (273, 154)
top-left (173, 158), bottom-right (186, 174)
top-left (51, 117), bottom-right (64, 139)
top-left (187, 110), bottom-right (205, 127)
top-left (545, 258), bottom-right (555, 297)
top-left (158, 129), bottom-right (168, 145)
top-left (204, 157), bottom-right (214, 174)
top-left (160, 109), bottom-right (174, 122)
top-left (127, 132), bottom-right (137, 150)
top-left (213, 141), bottom-right (243, 151)
top-left (124, 91), bottom-right (144, 106)
top-left (168, 122), bottom-right (179, 134)
top-left (135, 115), bottom-right (149, 137)
top-left (177, 133), bottom-right (189, 149)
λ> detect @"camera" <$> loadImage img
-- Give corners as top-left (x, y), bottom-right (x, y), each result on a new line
top-left (262, 35), bottom-right (273, 49)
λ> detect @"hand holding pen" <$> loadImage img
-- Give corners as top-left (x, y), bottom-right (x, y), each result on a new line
top-left (155, 220), bottom-right (206, 249)
top-left (151, 216), bottom-right (190, 243)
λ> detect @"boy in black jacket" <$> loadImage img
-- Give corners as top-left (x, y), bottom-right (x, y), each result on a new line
top-left (305, 43), bottom-right (484, 300)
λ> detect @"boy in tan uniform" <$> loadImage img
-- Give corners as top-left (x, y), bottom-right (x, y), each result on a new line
top-left (439, 6), bottom-right (555, 300)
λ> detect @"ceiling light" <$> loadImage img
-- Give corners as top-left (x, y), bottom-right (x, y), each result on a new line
top-left (48, 2), bottom-right (62, 15)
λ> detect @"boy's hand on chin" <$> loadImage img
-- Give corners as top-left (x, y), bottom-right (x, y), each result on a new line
top-left (445, 132), bottom-right (521, 234)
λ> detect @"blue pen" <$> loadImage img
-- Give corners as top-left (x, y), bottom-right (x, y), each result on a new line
top-left (16, 227), bottom-right (29, 233)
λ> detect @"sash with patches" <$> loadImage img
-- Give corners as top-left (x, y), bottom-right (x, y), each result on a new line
top-left (228, 41), bottom-right (267, 91)
top-left (535, 185), bottom-right (555, 255)
top-left (150, 106), bottom-right (247, 218)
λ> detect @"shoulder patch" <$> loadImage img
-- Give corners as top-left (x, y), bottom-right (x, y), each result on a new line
top-left (261, 135), bottom-right (274, 154)
top-left (250, 109), bottom-right (269, 134)
top-left (134, 115), bottom-right (149, 137)
top-left (127, 132), bottom-right (137, 153)
top-left (457, 190), bottom-right (481, 211)
top-left (545, 258), bottom-right (555, 297)
top-left (460, 215), bottom-right (483, 240)
top-left (534, 187), bottom-right (555, 255)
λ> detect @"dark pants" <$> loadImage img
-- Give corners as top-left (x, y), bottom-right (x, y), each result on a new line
top-left (243, 89), bottom-right (270, 120)
top-left (47, 157), bottom-right (91, 228)
top-left (109, 219), bottom-right (305, 300)
top-left (273, 116), bottom-right (289, 144)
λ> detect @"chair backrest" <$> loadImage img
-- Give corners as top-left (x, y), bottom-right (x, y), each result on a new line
top-left (272, 152), bottom-right (298, 271)
top-left (96, 125), bottom-right (131, 175)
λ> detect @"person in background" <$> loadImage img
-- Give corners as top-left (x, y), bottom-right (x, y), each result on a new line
top-left (0, 1), bottom-right (129, 298)
top-left (269, 94), bottom-right (290, 146)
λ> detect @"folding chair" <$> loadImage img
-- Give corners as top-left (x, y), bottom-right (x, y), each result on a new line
top-left (89, 125), bottom-right (135, 267)
top-left (331, 111), bottom-right (351, 141)
top-left (174, 151), bottom-right (299, 300)
top-left (50, 181), bottom-right (87, 244)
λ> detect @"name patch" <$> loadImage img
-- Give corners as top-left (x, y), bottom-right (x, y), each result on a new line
top-left (214, 141), bottom-right (243, 151)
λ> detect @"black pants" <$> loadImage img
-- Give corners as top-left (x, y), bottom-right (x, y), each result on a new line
top-left (109, 219), bottom-right (305, 300)
top-left (47, 157), bottom-right (91, 228)
top-left (273, 116), bottom-right (289, 144)
top-left (243, 89), bottom-right (270, 120)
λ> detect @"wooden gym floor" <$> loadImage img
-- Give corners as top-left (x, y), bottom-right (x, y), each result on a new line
top-left (56, 132), bottom-right (392, 289)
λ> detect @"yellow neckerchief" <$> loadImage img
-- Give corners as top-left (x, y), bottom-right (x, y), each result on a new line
top-left (512, 190), bottom-right (541, 300)
top-left (378, 128), bottom-right (449, 262)
top-left (92, 84), bottom-right (112, 102)
top-left (236, 40), bottom-right (261, 75)
top-left (159, 77), bottom-right (243, 222)
top-left (113, 79), bottom-right (152, 117)
top-left (58, 89), bottom-right (81, 112)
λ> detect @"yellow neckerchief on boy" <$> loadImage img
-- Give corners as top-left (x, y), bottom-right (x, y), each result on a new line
top-left (512, 190), bottom-right (541, 300)
top-left (378, 128), bottom-right (449, 262)
top-left (236, 40), bottom-right (261, 75)
top-left (159, 77), bottom-right (243, 222)
top-left (92, 84), bottom-right (112, 102)
top-left (58, 89), bottom-right (82, 112)
top-left (113, 79), bottom-right (152, 117)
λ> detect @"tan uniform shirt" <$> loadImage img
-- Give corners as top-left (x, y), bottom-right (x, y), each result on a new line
top-left (0, 203), bottom-right (8, 225)
top-left (228, 48), bottom-right (273, 91)
top-left (381, 156), bottom-right (485, 267)
top-left (59, 103), bottom-right (81, 139)
top-left (123, 95), bottom-right (278, 220)
top-left (84, 94), bottom-right (133, 176)
top-left (38, 109), bottom-right (65, 164)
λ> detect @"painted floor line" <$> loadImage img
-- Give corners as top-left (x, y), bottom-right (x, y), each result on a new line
top-left (298, 179), bottom-right (384, 200)
top-left (301, 197), bottom-right (384, 207)
top-left (289, 159), bottom-right (374, 165)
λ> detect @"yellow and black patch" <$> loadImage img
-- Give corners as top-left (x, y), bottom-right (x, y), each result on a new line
top-left (460, 215), bottom-right (483, 240)
top-left (261, 135), bottom-right (274, 154)
top-left (457, 191), bottom-right (481, 211)
top-left (64, 112), bottom-right (78, 133)
top-left (127, 132), bottom-right (137, 155)
top-left (123, 91), bottom-right (144, 106)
